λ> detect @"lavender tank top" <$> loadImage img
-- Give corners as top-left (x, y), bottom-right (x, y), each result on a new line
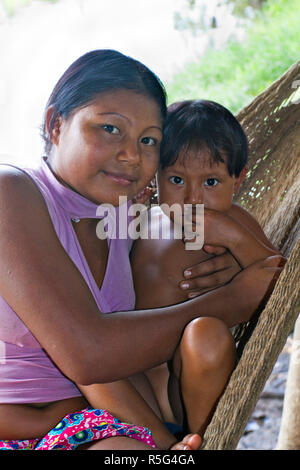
top-left (0, 157), bottom-right (135, 403)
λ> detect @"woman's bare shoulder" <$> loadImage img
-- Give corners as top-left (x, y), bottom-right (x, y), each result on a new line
top-left (0, 164), bottom-right (46, 208)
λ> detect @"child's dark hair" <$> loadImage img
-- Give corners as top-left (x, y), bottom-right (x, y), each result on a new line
top-left (41, 49), bottom-right (167, 155)
top-left (160, 99), bottom-right (248, 177)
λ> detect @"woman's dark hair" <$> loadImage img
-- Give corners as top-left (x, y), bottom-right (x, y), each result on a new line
top-left (160, 99), bottom-right (248, 177)
top-left (41, 49), bottom-right (167, 155)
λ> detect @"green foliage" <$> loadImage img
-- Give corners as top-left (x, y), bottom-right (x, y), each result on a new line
top-left (223, 0), bottom-right (267, 17)
top-left (0, 0), bottom-right (58, 16)
top-left (167, 0), bottom-right (300, 113)
top-left (174, 0), bottom-right (267, 35)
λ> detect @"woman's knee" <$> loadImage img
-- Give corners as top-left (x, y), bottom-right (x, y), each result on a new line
top-left (179, 317), bottom-right (236, 369)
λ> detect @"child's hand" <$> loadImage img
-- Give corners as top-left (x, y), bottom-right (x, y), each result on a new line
top-left (132, 186), bottom-right (153, 205)
top-left (132, 179), bottom-right (157, 205)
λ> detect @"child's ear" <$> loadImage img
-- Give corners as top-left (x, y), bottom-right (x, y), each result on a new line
top-left (233, 166), bottom-right (248, 194)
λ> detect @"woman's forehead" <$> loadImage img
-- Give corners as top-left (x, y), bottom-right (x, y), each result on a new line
top-left (77, 90), bottom-right (163, 124)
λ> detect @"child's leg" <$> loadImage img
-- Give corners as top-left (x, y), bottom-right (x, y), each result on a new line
top-left (144, 363), bottom-right (176, 423)
top-left (78, 377), bottom-right (177, 450)
top-left (169, 316), bottom-right (236, 435)
top-left (82, 436), bottom-right (155, 450)
top-left (83, 433), bottom-right (201, 450)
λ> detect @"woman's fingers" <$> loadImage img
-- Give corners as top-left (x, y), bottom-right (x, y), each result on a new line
top-left (261, 254), bottom-right (287, 268)
top-left (180, 251), bottom-right (241, 297)
top-left (203, 244), bottom-right (227, 255)
top-left (183, 251), bottom-right (238, 280)
top-left (180, 268), bottom-right (237, 292)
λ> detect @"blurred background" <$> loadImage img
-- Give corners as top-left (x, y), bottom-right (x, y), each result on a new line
top-left (0, 0), bottom-right (299, 167)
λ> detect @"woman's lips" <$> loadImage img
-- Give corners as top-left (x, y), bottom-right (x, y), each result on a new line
top-left (103, 171), bottom-right (137, 186)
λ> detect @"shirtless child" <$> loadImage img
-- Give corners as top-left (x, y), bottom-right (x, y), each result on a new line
top-left (132, 99), bottom-right (280, 309)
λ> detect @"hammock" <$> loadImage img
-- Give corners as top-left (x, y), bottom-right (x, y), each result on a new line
top-left (202, 60), bottom-right (300, 450)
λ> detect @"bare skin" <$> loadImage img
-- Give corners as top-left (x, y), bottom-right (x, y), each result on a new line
top-left (0, 92), bottom-right (284, 450)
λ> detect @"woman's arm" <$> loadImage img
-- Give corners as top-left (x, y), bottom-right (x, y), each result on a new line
top-left (0, 168), bottom-right (283, 385)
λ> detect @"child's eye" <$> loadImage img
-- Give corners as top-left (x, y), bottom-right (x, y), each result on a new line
top-left (141, 136), bottom-right (157, 146)
top-left (102, 124), bottom-right (120, 135)
top-left (169, 176), bottom-right (184, 185)
top-left (204, 178), bottom-right (219, 187)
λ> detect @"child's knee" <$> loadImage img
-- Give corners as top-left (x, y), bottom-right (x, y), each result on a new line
top-left (180, 317), bottom-right (236, 370)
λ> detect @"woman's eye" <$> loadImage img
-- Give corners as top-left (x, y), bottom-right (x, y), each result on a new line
top-left (204, 178), bottom-right (219, 187)
top-left (169, 176), bottom-right (184, 185)
top-left (102, 124), bottom-right (120, 135)
top-left (141, 136), bottom-right (157, 146)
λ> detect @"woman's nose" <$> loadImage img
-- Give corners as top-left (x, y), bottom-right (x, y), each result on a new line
top-left (117, 138), bottom-right (141, 166)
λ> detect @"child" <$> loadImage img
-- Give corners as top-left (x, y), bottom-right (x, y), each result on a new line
top-left (77, 100), bottom-right (284, 443)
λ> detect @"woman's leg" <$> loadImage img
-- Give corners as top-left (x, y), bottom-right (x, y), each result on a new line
top-left (169, 316), bottom-right (236, 435)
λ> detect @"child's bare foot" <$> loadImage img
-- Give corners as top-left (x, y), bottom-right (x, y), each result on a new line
top-left (170, 433), bottom-right (202, 450)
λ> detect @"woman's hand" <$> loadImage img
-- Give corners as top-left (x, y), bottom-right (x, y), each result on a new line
top-left (179, 247), bottom-right (242, 299)
top-left (228, 255), bottom-right (286, 324)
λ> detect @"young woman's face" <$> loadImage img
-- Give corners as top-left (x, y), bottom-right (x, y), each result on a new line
top-left (48, 90), bottom-right (163, 205)
top-left (157, 147), bottom-right (246, 218)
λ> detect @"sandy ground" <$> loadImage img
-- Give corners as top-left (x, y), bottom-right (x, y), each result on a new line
top-left (237, 337), bottom-right (292, 450)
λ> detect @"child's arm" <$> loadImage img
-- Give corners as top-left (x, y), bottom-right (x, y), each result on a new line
top-left (179, 205), bottom-right (281, 298)
top-left (202, 205), bottom-right (282, 269)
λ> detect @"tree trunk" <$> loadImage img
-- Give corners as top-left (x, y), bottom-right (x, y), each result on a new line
top-left (277, 315), bottom-right (300, 449)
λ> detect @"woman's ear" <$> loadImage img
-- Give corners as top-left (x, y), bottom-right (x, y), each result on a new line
top-left (233, 166), bottom-right (248, 194)
top-left (45, 106), bottom-right (61, 146)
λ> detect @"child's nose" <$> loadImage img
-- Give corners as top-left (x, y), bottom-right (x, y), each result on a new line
top-left (184, 186), bottom-right (203, 205)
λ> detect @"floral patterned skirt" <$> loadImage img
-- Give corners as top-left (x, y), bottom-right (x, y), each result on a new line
top-left (0, 407), bottom-right (157, 450)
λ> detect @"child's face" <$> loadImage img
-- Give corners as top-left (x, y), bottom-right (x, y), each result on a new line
top-left (157, 147), bottom-right (246, 217)
top-left (48, 89), bottom-right (163, 206)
